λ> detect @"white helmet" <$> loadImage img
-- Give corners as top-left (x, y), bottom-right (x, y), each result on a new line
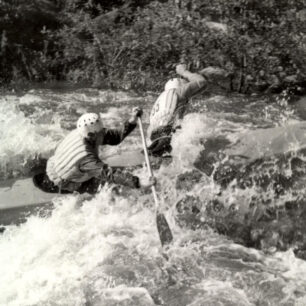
top-left (164, 78), bottom-right (187, 91)
top-left (77, 113), bottom-right (103, 138)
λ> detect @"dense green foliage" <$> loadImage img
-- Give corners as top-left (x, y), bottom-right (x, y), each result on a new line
top-left (0, 0), bottom-right (60, 84)
top-left (1, 0), bottom-right (305, 93)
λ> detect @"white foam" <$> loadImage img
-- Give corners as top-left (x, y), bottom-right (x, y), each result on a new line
top-left (0, 97), bottom-right (64, 178)
top-left (0, 89), bottom-right (305, 306)
top-left (0, 187), bottom-right (162, 305)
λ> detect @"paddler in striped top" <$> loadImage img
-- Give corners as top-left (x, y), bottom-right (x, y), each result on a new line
top-left (34, 107), bottom-right (155, 194)
top-left (147, 64), bottom-right (228, 156)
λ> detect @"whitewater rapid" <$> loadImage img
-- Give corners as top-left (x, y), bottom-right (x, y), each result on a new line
top-left (1, 88), bottom-right (306, 305)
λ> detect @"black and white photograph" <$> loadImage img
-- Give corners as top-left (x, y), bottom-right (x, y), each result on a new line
top-left (1, 0), bottom-right (306, 305)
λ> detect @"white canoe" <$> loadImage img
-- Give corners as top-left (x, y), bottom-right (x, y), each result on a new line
top-left (0, 150), bottom-right (155, 211)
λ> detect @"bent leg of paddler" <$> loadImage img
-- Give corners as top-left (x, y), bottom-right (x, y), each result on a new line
top-left (76, 177), bottom-right (102, 194)
top-left (33, 172), bottom-right (72, 194)
top-left (148, 136), bottom-right (172, 157)
top-left (148, 125), bottom-right (173, 157)
top-left (101, 167), bottom-right (140, 189)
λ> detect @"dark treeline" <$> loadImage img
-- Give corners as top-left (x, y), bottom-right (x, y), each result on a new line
top-left (1, 0), bottom-right (306, 93)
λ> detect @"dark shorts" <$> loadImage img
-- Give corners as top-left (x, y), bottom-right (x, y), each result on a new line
top-left (148, 125), bottom-right (178, 157)
top-left (33, 168), bottom-right (140, 195)
top-left (33, 172), bottom-right (101, 194)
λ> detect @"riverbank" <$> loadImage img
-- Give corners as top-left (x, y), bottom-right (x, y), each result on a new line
top-left (1, 0), bottom-right (305, 95)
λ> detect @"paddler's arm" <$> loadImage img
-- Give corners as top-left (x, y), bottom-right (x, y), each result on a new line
top-left (199, 66), bottom-right (231, 87)
top-left (98, 107), bottom-right (143, 146)
top-left (175, 64), bottom-right (207, 100)
top-left (78, 153), bottom-right (106, 177)
top-left (101, 121), bottom-right (136, 145)
top-left (79, 154), bottom-right (141, 188)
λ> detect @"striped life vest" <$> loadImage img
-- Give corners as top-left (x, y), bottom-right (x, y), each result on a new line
top-left (46, 129), bottom-right (96, 185)
top-left (148, 89), bottom-right (180, 137)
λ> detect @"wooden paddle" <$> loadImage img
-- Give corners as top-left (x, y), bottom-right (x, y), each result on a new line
top-left (138, 117), bottom-right (173, 246)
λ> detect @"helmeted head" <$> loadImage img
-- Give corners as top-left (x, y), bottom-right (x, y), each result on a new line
top-left (164, 78), bottom-right (187, 91)
top-left (77, 113), bottom-right (103, 139)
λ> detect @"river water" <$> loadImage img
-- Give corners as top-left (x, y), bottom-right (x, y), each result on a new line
top-left (1, 88), bottom-right (306, 305)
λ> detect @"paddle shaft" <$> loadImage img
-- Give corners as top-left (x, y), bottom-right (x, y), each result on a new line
top-left (138, 117), bottom-right (173, 246)
top-left (137, 118), bottom-right (159, 210)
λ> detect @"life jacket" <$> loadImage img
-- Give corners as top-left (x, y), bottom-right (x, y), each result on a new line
top-left (46, 129), bottom-right (97, 185)
top-left (148, 89), bottom-right (180, 137)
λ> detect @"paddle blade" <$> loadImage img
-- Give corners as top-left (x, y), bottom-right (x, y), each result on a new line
top-left (156, 212), bottom-right (173, 246)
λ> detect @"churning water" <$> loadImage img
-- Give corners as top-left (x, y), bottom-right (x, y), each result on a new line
top-left (1, 88), bottom-right (306, 305)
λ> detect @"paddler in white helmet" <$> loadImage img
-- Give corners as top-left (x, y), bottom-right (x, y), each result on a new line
top-left (34, 107), bottom-right (155, 194)
top-left (147, 64), bottom-right (229, 156)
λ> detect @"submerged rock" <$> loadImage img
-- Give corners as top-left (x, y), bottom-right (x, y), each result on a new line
top-left (176, 170), bottom-right (203, 191)
top-left (175, 195), bottom-right (203, 230)
top-left (175, 194), bottom-right (306, 259)
top-left (195, 121), bottom-right (306, 191)
top-left (174, 122), bottom-right (306, 259)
